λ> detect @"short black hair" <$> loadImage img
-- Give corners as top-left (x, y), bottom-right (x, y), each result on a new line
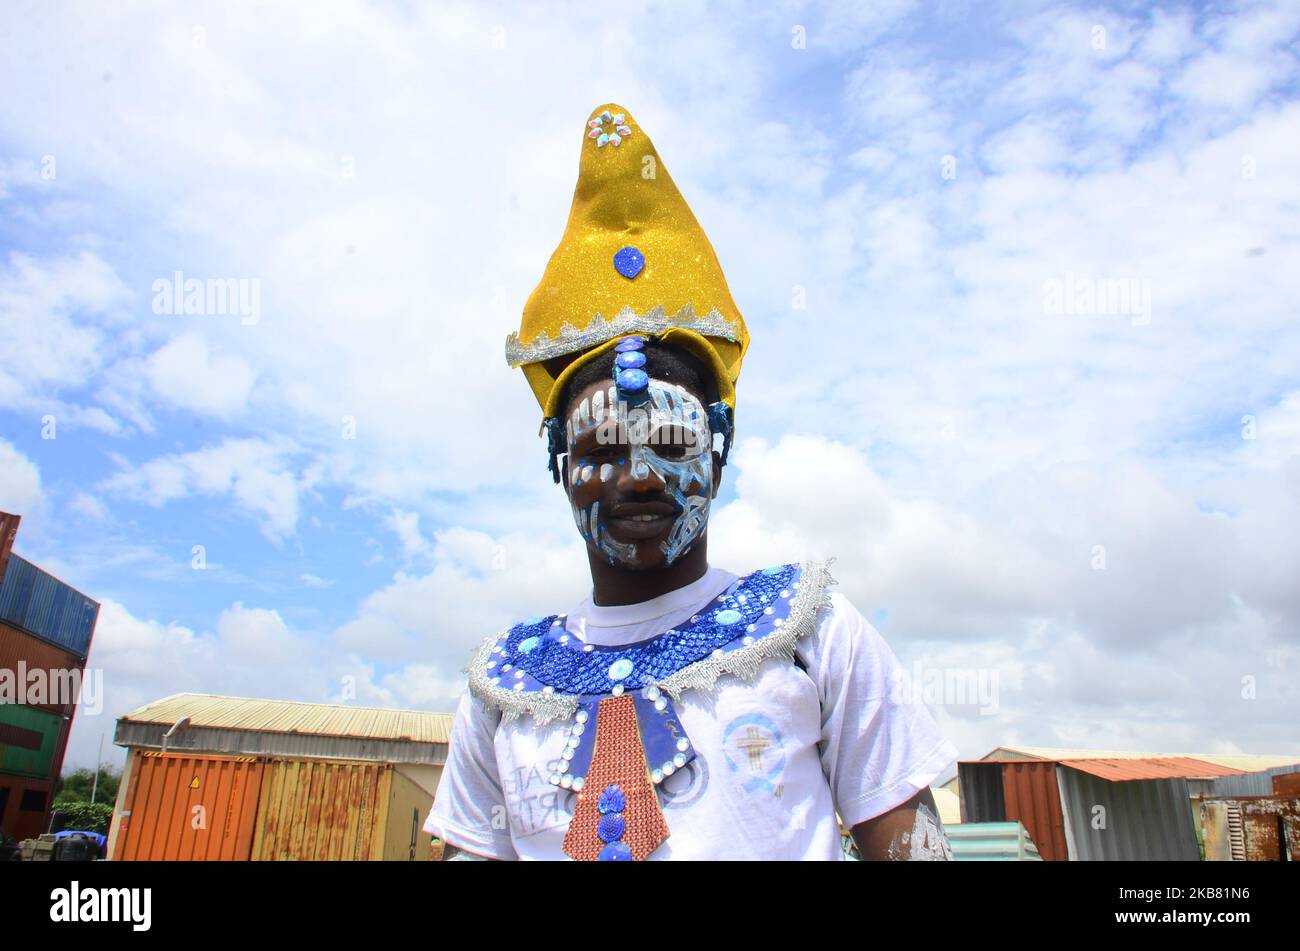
top-left (558, 339), bottom-right (720, 420)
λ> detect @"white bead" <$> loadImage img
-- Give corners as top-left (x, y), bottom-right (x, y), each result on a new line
top-left (573, 778), bottom-right (585, 792)
top-left (576, 710), bottom-right (589, 723)
top-left (676, 738), bottom-right (689, 752)
top-left (652, 769), bottom-right (663, 784)
top-left (612, 684), bottom-right (624, 696)
top-left (662, 762), bottom-right (675, 776)
top-left (561, 775), bottom-right (573, 788)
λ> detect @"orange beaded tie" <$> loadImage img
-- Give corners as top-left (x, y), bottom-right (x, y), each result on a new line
top-left (562, 694), bottom-right (669, 861)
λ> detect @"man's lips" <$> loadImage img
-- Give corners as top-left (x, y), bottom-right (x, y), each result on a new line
top-left (605, 500), bottom-right (679, 540)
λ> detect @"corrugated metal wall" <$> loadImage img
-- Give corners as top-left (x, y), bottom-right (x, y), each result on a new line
top-left (1000, 761), bottom-right (1069, 861)
top-left (0, 512), bottom-right (18, 587)
top-left (0, 703), bottom-right (68, 778)
top-left (1210, 764), bottom-right (1300, 798)
top-left (0, 774), bottom-right (55, 841)
top-left (0, 621), bottom-right (87, 717)
top-left (957, 761), bottom-right (1006, 824)
top-left (112, 751), bottom-right (264, 860)
top-left (251, 759), bottom-right (393, 861)
top-left (1057, 766), bottom-right (1200, 860)
top-left (0, 554), bottom-right (99, 658)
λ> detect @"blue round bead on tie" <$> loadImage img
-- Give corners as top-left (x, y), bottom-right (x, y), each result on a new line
top-left (614, 336), bottom-right (646, 352)
top-left (616, 350), bottom-right (646, 369)
top-left (598, 812), bottom-right (626, 843)
top-left (598, 841), bottom-right (633, 861)
top-left (613, 246), bottom-right (645, 279)
top-left (599, 785), bottom-right (626, 814)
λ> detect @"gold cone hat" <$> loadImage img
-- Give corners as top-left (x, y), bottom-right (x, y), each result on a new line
top-left (506, 103), bottom-right (750, 419)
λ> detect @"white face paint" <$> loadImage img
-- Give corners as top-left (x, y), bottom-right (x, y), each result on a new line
top-left (565, 378), bottom-right (714, 569)
top-left (885, 802), bottom-right (953, 861)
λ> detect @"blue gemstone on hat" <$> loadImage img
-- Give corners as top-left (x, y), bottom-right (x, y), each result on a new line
top-left (598, 842), bottom-right (633, 861)
top-left (598, 813), bottom-right (626, 842)
top-left (518, 636), bottom-right (540, 653)
top-left (616, 351), bottom-right (646, 369)
top-left (616, 368), bottom-right (648, 391)
top-left (614, 336), bottom-right (646, 352)
top-left (613, 246), bottom-right (645, 279)
top-left (715, 609), bottom-right (743, 625)
top-left (599, 785), bottom-right (626, 814)
top-left (607, 657), bottom-right (634, 681)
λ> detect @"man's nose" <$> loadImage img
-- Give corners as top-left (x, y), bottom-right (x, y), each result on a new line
top-left (618, 449), bottom-right (667, 491)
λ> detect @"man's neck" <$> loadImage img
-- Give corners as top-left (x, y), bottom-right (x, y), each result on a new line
top-left (587, 538), bottom-right (710, 607)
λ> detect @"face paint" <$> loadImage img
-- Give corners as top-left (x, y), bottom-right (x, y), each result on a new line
top-left (885, 802), bottom-right (953, 861)
top-left (565, 378), bottom-right (713, 569)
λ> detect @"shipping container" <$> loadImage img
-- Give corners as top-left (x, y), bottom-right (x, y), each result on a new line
top-left (112, 751), bottom-right (264, 860)
top-left (0, 773), bottom-right (55, 842)
top-left (0, 704), bottom-right (68, 778)
top-left (0, 511), bottom-right (19, 588)
top-left (111, 750), bottom-right (436, 861)
top-left (0, 554), bottom-right (100, 659)
top-left (0, 621), bottom-right (87, 717)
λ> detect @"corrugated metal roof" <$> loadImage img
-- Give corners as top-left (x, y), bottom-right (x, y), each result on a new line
top-left (1058, 757), bottom-right (1248, 782)
top-left (986, 746), bottom-right (1300, 772)
top-left (118, 693), bottom-right (453, 744)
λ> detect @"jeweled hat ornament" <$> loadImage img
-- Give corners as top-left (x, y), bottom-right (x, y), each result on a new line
top-left (505, 103), bottom-right (750, 481)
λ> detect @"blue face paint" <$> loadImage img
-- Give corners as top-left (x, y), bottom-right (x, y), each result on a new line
top-left (565, 379), bottom-right (713, 569)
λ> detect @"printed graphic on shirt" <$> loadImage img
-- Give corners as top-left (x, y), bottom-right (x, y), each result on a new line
top-left (721, 713), bottom-right (787, 798)
top-left (660, 755), bottom-right (709, 810)
top-left (501, 759), bottom-right (574, 838)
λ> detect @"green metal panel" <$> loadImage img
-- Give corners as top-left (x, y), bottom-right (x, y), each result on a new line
top-left (947, 821), bottom-right (1043, 860)
top-left (0, 703), bottom-right (64, 777)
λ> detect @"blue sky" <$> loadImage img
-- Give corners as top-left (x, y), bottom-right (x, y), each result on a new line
top-left (2, 0), bottom-right (1299, 772)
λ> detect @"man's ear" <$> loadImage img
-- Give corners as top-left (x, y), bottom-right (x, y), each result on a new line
top-left (710, 451), bottom-right (724, 499)
top-left (559, 455), bottom-right (571, 493)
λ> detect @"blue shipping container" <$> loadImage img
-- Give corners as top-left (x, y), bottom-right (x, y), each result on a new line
top-left (0, 555), bottom-right (99, 659)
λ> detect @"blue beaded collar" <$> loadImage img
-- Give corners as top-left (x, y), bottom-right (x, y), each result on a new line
top-left (466, 559), bottom-right (837, 727)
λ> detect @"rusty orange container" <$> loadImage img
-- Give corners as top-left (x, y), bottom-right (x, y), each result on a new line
top-left (112, 751), bottom-right (264, 860)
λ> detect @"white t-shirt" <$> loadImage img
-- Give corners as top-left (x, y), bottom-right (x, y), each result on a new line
top-left (424, 564), bottom-right (958, 860)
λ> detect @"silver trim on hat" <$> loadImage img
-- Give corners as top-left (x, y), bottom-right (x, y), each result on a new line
top-left (504, 304), bottom-right (741, 367)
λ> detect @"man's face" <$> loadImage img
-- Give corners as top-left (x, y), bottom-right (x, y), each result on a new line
top-left (563, 376), bottom-right (717, 570)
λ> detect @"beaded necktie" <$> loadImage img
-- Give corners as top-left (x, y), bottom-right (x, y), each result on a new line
top-left (562, 694), bottom-right (669, 861)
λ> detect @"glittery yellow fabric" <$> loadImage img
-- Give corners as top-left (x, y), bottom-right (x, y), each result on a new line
top-left (509, 103), bottom-right (750, 418)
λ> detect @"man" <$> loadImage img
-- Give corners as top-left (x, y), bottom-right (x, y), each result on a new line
top-left (424, 104), bottom-right (957, 861)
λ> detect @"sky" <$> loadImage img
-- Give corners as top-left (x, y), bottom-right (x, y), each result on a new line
top-left (1, 0), bottom-right (1298, 776)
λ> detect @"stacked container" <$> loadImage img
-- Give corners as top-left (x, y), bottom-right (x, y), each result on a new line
top-left (0, 512), bottom-right (101, 843)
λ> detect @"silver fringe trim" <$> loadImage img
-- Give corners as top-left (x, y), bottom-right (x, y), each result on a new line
top-left (464, 557), bottom-right (838, 723)
top-left (504, 304), bottom-right (742, 367)
top-left (465, 633), bottom-right (580, 726)
top-left (657, 557), bottom-right (838, 702)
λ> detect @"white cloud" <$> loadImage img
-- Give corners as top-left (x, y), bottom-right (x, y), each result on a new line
top-left (0, 438), bottom-right (43, 517)
top-left (99, 437), bottom-right (306, 540)
top-left (145, 332), bottom-right (256, 418)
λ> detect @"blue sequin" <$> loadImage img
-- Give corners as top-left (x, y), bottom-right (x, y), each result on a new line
top-left (599, 785), bottom-right (626, 814)
top-left (613, 246), bottom-right (645, 279)
top-left (617, 368), bottom-right (648, 391)
top-left (616, 350), bottom-right (647, 369)
top-left (598, 813), bottom-right (626, 842)
top-left (607, 657), bottom-right (634, 681)
top-left (599, 842), bottom-right (633, 861)
top-left (518, 636), bottom-right (540, 653)
top-left (715, 609), bottom-right (742, 625)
